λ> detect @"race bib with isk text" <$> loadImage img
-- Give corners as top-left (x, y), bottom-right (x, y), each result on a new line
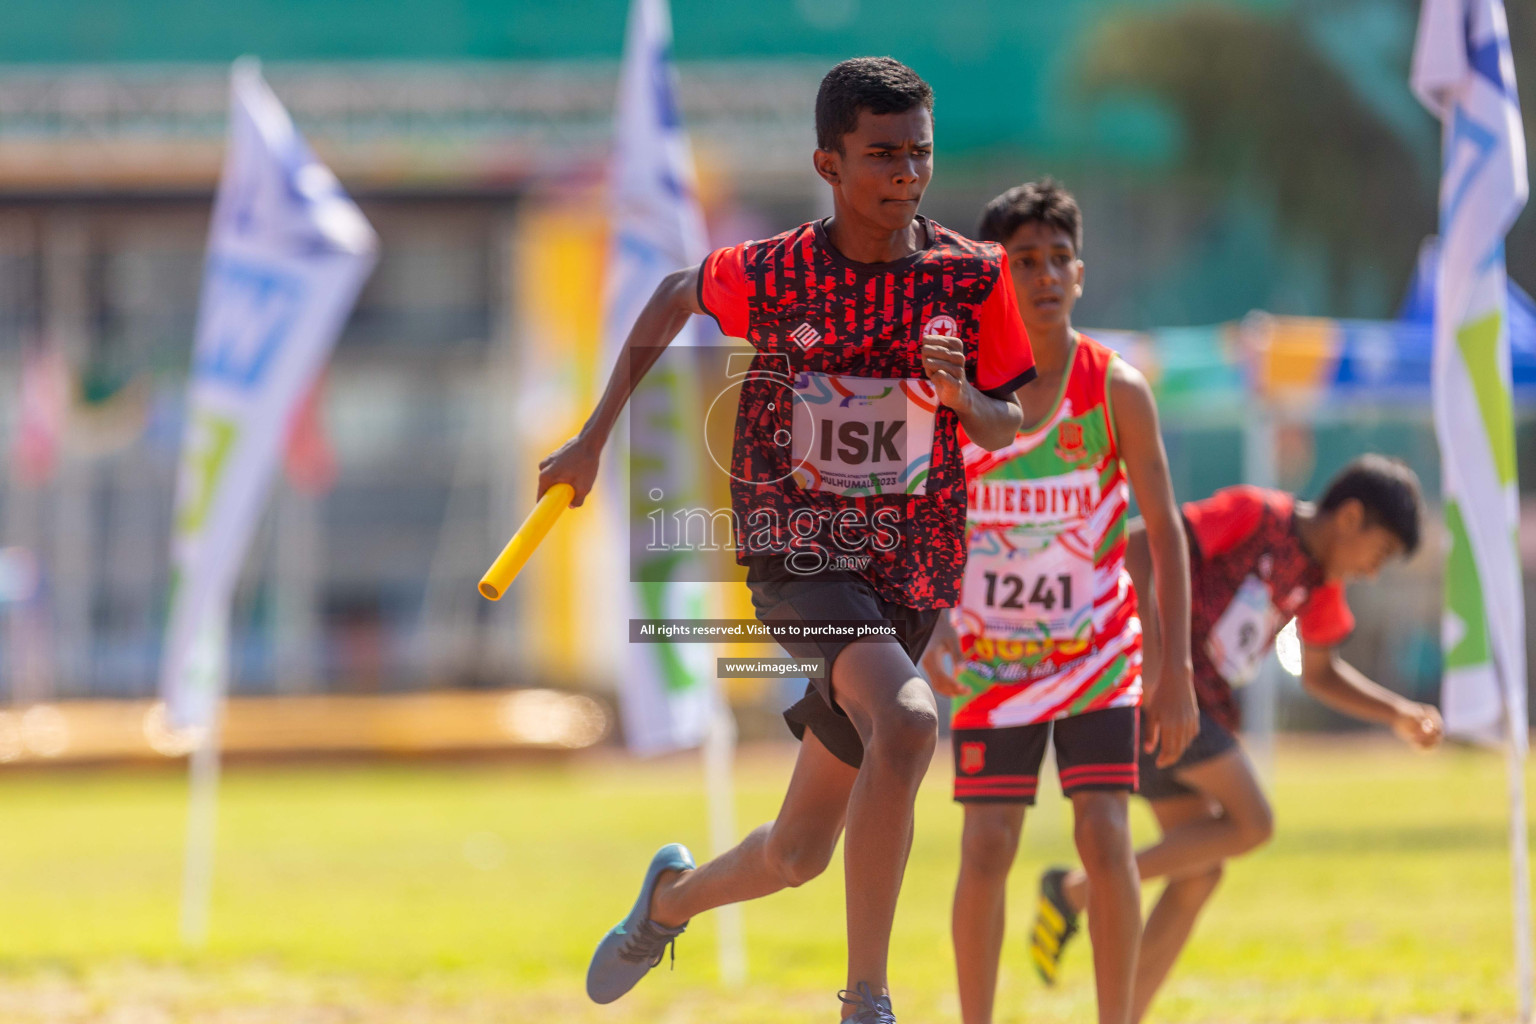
top-left (789, 373), bottom-right (938, 496)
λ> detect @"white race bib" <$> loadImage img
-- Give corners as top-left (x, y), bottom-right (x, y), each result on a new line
top-left (960, 528), bottom-right (1096, 642)
top-left (789, 373), bottom-right (938, 496)
top-left (1206, 575), bottom-right (1278, 686)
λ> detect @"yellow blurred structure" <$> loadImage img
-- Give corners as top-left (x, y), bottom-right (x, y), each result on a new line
top-left (507, 199), bottom-right (618, 685)
top-left (0, 691), bottom-right (609, 765)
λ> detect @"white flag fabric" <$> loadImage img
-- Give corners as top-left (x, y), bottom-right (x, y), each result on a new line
top-left (1412, 0), bottom-right (1529, 746)
top-left (161, 61), bottom-right (377, 728)
top-left (604, 0), bottom-right (715, 754)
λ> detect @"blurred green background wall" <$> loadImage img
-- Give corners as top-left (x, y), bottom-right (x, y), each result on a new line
top-left (5, 0), bottom-right (1533, 327)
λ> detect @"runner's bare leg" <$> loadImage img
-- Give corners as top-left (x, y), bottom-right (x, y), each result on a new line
top-left (832, 637), bottom-right (940, 1014)
top-left (1130, 795), bottom-right (1226, 1024)
top-left (1072, 789), bottom-right (1141, 1024)
top-left (650, 730), bottom-right (856, 925)
top-left (952, 802), bottom-right (1027, 1024)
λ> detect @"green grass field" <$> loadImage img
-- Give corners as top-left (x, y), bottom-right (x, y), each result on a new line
top-left (0, 737), bottom-right (1524, 1022)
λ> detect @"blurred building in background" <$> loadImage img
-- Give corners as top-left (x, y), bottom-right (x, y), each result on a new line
top-left (0, 0), bottom-right (1531, 729)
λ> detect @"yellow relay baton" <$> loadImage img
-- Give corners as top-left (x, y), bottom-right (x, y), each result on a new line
top-left (478, 483), bottom-right (575, 601)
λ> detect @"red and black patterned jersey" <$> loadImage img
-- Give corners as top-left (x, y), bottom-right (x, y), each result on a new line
top-left (1185, 486), bottom-right (1355, 730)
top-left (697, 217), bottom-right (1036, 609)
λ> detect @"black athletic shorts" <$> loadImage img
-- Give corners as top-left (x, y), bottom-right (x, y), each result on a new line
top-left (747, 574), bottom-right (940, 771)
top-left (952, 705), bottom-right (1140, 805)
top-left (1136, 709), bottom-right (1240, 802)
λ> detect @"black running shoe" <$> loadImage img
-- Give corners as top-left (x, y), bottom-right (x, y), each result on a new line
top-left (1031, 866), bottom-right (1080, 986)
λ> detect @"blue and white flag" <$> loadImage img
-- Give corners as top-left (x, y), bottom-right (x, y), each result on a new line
top-left (1412, 0), bottom-right (1529, 747)
top-left (605, 0), bottom-right (715, 754)
top-left (161, 61), bottom-right (377, 729)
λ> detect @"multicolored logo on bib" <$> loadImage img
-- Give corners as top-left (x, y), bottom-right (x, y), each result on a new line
top-left (789, 372), bottom-right (938, 496)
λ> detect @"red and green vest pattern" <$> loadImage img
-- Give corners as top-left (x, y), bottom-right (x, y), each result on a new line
top-left (952, 334), bottom-right (1142, 729)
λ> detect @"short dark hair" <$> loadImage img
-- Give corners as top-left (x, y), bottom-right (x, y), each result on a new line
top-left (1318, 454), bottom-right (1424, 555)
top-left (976, 178), bottom-right (1084, 253)
top-left (815, 57), bottom-right (934, 153)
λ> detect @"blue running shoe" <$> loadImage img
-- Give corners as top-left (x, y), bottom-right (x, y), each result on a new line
top-left (585, 843), bottom-right (695, 1004)
top-left (838, 981), bottom-right (896, 1023)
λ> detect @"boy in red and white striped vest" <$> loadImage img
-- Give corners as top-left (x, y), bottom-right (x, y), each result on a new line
top-left (923, 180), bottom-right (1197, 1024)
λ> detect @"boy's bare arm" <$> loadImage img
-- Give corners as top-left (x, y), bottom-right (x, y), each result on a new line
top-left (956, 386), bottom-right (1026, 451)
top-left (1111, 361), bottom-right (1196, 766)
top-left (1299, 644), bottom-right (1444, 749)
top-left (538, 265), bottom-right (704, 505)
top-left (1124, 523), bottom-right (1159, 677)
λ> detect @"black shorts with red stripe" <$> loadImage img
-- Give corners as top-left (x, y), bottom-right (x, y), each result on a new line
top-left (952, 705), bottom-right (1139, 804)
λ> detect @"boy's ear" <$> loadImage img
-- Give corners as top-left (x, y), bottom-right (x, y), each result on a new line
top-left (1074, 259), bottom-right (1085, 297)
top-left (813, 147), bottom-right (841, 186)
top-left (1337, 497), bottom-right (1365, 534)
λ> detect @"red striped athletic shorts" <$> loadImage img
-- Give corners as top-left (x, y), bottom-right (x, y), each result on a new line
top-left (952, 705), bottom-right (1139, 804)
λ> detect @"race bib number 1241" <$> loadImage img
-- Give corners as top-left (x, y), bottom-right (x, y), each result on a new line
top-left (960, 531), bottom-right (1095, 642)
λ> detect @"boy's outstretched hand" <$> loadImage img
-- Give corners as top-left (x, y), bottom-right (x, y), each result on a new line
top-left (538, 432), bottom-right (603, 507)
top-left (1143, 662), bottom-right (1199, 768)
top-left (1393, 703), bottom-right (1445, 751)
top-left (920, 613), bottom-right (968, 698)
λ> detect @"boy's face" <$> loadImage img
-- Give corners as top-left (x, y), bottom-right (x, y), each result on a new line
top-left (1328, 500), bottom-right (1408, 580)
top-left (1001, 221), bottom-right (1084, 333)
top-left (814, 106), bottom-right (933, 232)
top-left (1001, 222), bottom-right (1087, 334)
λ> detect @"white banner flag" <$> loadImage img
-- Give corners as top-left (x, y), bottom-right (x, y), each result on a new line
top-left (603, 0), bottom-right (716, 754)
top-left (1412, 0), bottom-right (1529, 747)
top-left (161, 60), bottom-right (377, 728)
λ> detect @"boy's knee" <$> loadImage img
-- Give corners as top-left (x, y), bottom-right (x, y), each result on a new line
top-left (1234, 798), bottom-right (1274, 852)
top-left (765, 831), bottom-right (836, 888)
top-left (1166, 863), bottom-right (1224, 906)
top-left (1073, 795), bottom-right (1133, 872)
top-left (960, 814), bottom-right (1023, 876)
top-left (1192, 861), bottom-right (1224, 894)
top-left (865, 697), bottom-right (938, 764)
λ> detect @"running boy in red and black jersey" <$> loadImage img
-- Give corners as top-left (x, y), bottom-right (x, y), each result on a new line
top-left (539, 58), bottom-right (1036, 1023)
top-left (920, 180), bottom-right (1197, 1024)
top-left (1032, 457), bottom-right (1445, 1023)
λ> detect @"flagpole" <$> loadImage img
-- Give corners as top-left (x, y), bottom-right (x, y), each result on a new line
top-left (180, 714), bottom-right (222, 946)
top-left (178, 612), bottom-right (227, 947)
top-left (1507, 722), bottom-right (1532, 1024)
top-left (703, 685), bottom-right (746, 985)
top-left (1497, 640), bottom-right (1535, 1024)
top-left (1240, 368), bottom-right (1279, 785)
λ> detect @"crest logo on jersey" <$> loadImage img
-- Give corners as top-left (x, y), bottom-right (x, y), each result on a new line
top-left (1056, 420), bottom-right (1086, 460)
top-left (960, 741), bottom-right (986, 775)
top-left (789, 322), bottom-right (823, 350)
top-left (923, 314), bottom-right (958, 338)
